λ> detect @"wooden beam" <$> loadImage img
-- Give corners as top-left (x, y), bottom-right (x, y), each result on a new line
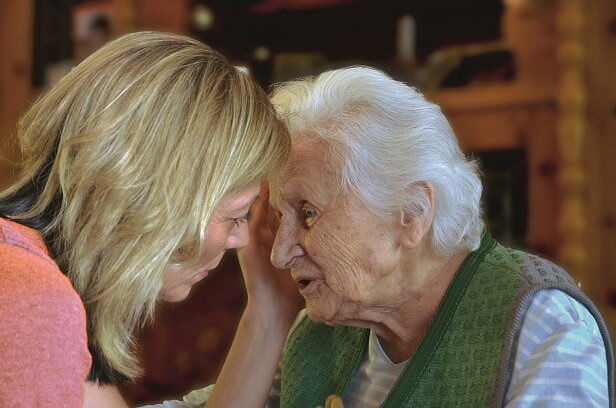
top-left (584, 0), bottom-right (616, 338)
top-left (0, 0), bottom-right (34, 189)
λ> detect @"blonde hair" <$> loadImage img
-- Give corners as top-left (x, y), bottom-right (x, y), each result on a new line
top-left (0, 31), bottom-right (289, 381)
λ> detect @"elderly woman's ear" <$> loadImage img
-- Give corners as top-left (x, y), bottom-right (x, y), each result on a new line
top-left (398, 182), bottom-right (435, 249)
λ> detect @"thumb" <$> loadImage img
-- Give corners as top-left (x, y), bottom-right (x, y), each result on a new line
top-left (324, 394), bottom-right (344, 408)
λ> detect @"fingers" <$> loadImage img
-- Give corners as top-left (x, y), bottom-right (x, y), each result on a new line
top-left (260, 182), bottom-right (281, 231)
top-left (324, 394), bottom-right (344, 408)
top-left (249, 182), bottom-right (279, 239)
top-left (250, 183), bottom-right (270, 228)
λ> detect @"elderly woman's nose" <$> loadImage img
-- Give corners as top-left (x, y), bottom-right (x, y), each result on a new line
top-left (271, 222), bottom-right (304, 268)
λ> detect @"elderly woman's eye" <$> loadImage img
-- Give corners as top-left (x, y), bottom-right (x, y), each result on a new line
top-left (302, 207), bottom-right (317, 227)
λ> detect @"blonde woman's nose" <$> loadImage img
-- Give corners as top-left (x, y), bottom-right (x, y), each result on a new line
top-left (228, 224), bottom-right (250, 249)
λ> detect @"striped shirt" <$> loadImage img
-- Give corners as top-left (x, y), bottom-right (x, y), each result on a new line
top-left (504, 289), bottom-right (609, 407)
top-left (147, 289), bottom-right (609, 407)
top-left (334, 289), bottom-right (609, 407)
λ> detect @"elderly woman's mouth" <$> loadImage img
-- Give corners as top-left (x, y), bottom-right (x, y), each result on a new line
top-left (294, 276), bottom-right (320, 293)
top-left (298, 278), bottom-right (312, 288)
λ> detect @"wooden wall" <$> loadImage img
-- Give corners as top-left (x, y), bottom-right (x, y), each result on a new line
top-left (431, 0), bottom-right (616, 339)
top-left (111, 0), bottom-right (188, 35)
top-left (0, 0), bottom-right (187, 191)
top-left (585, 0), bottom-right (616, 334)
top-left (0, 0), bottom-right (33, 189)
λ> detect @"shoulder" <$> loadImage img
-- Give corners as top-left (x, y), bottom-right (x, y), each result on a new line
top-left (0, 220), bottom-right (91, 402)
top-left (514, 289), bottom-right (606, 366)
top-left (506, 289), bottom-right (609, 407)
top-left (522, 289), bottom-right (603, 338)
top-left (0, 218), bottom-right (87, 346)
top-left (0, 218), bottom-right (81, 310)
top-left (0, 217), bottom-right (51, 257)
top-left (491, 243), bottom-right (579, 290)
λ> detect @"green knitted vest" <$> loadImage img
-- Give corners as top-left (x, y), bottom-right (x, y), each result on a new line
top-left (280, 232), bottom-right (523, 407)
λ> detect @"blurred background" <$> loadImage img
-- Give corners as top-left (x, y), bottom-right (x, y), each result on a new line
top-left (1, 0), bottom-right (614, 404)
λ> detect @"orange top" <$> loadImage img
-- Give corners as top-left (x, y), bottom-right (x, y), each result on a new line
top-left (0, 218), bottom-right (91, 406)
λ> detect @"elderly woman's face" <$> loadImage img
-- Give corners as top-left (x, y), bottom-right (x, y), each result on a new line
top-left (271, 142), bottom-right (400, 325)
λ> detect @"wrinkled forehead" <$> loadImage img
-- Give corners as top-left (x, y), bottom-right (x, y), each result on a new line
top-left (271, 139), bottom-right (341, 206)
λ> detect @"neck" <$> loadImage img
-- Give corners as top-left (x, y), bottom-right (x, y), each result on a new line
top-left (370, 248), bottom-right (469, 363)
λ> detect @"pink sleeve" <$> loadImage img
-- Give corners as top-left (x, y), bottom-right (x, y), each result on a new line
top-left (0, 247), bottom-right (91, 407)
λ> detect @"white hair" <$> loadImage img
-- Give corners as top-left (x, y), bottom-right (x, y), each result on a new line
top-left (270, 66), bottom-right (484, 257)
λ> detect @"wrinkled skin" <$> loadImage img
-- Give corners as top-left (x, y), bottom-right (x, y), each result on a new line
top-left (271, 141), bottom-right (404, 325)
top-left (271, 140), bottom-right (467, 362)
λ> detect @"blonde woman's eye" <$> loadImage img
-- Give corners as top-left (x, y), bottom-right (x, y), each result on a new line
top-left (233, 211), bottom-right (251, 228)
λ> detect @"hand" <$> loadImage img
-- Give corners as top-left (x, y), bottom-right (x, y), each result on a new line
top-left (237, 183), bottom-right (304, 325)
top-left (206, 183), bottom-right (303, 407)
top-left (316, 395), bottom-right (345, 408)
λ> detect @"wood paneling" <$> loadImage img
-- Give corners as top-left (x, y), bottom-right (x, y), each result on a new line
top-left (432, 86), bottom-right (560, 258)
top-left (0, 0), bottom-right (33, 189)
top-left (111, 0), bottom-right (188, 35)
top-left (585, 0), bottom-right (616, 336)
top-left (433, 0), bottom-right (616, 339)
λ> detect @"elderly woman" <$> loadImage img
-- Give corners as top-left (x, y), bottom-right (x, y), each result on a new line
top-left (157, 67), bottom-right (613, 408)
top-left (265, 67), bottom-right (614, 407)
top-left (264, 68), bottom-right (616, 407)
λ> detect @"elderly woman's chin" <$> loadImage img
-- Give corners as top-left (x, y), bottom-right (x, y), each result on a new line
top-left (305, 302), bottom-right (334, 325)
top-left (303, 291), bottom-right (346, 326)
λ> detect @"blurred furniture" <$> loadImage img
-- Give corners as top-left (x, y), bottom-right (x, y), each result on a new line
top-left (417, 41), bottom-right (514, 91)
top-left (428, 83), bottom-right (559, 257)
top-left (427, 0), bottom-right (616, 336)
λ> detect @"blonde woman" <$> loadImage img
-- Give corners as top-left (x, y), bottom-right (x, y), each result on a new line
top-left (0, 32), bottom-right (301, 407)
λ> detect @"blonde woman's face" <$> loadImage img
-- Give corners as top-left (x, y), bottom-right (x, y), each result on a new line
top-left (161, 185), bottom-right (261, 302)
